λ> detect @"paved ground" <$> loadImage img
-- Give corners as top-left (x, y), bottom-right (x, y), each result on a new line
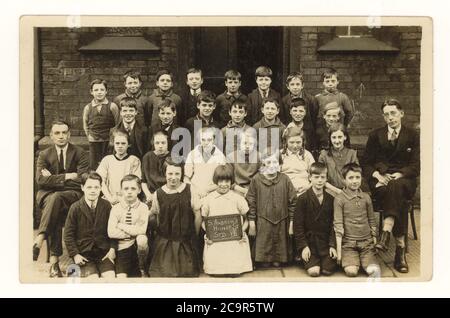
top-left (28, 209), bottom-right (421, 282)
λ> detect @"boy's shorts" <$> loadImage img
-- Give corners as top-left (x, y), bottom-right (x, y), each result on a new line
top-left (77, 248), bottom-right (115, 278)
top-left (304, 253), bottom-right (336, 273)
top-left (341, 238), bottom-right (379, 269)
top-left (116, 244), bottom-right (140, 277)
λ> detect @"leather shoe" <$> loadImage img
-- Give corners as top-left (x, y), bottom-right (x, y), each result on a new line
top-left (375, 231), bottom-right (390, 252)
top-left (394, 246), bottom-right (409, 273)
top-left (32, 244), bottom-right (40, 261)
top-left (49, 262), bottom-right (63, 278)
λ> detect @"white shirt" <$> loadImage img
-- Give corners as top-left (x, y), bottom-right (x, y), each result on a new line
top-left (258, 88), bottom-right (269, 98)
top-left (123, 121), bottom-right (135, 132)
top-left (388, 125), bottom-right (401, 141)
top-left (184, 145), bottom-right (226, 195)
top-left (84, 197), bottom-right (99, 210)
top-left (55, 144), bottom-right (69, 170)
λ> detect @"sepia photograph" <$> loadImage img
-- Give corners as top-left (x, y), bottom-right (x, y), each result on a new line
top-left (19, 16), bottom-right (432, 283)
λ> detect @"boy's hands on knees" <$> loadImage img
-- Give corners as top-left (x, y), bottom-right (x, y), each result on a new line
top-left (102, 248), bottom-right (116, 263)
top-left (74, 254), bottom-right (88, 266)
top-left (301, 246), bottom-right (311, 262)
top-left (289, 220), bottom-right (294, 236)
top-left (248, 220), bottom-right (256, 237)
top-left (329, 247), bottom-right (337, 259)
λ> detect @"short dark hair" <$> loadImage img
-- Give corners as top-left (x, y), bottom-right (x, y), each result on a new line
top-left (157, 99), bottom-right (176, 112)
top-left (224, 69), bottom-right (241, 80)
top-left (262, 97), bottom-right (280, 109)
top-left (341, 163), bottom-right (362, 178)
top-left (50, 120), bottom-right (70, 131)
top-left (255, 66), bottom-right (273, 78)
top-left (81, 171), bottom-right (102, 186)
top-left (309, 162), bottom-right (327, 175)
top-left (119, 97), bottom-right (138, 110)
top-left (289, 97), bottom-right (307, 110)
top-left (212, 164), bottom-right (235, 185)
top-left (156, 69), bottom-right (173, 81)
top-left (90, 78), bottom-right (108, 90)
top-left (162, 156), bottom-right (185, 182)
top-left (286, 72), bottom-right (304, 85)
top-left (230, 97), bottom-right (248, 112)
top-left (123, 70), bottom-right (142, 83)
top-left (321, 68), bottom-right (338, 82)
top-left (197, 90), bottom-right (216, 104)
top-left (120, 174), bottom-right (142, 189)
top-left (381, 98), bottom-right (403, 112)
top-left (186, 68), bottom-right (202, 78)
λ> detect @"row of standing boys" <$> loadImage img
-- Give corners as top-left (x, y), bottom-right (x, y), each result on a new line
top-left (44, 65), bottom-right (382, 278)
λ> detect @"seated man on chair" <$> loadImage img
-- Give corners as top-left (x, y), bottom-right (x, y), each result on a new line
top-left (362, 98), bottom-right (419, 273)
top-left (33, 120), bottom-right (89, 277)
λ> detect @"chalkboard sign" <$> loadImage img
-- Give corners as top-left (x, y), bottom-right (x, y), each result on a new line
top-left (205, 214), bottom-right (243, 243)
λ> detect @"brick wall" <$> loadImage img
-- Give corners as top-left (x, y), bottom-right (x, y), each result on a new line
top-left (39, 26), bottom-right (422, 138)
top-left (39, 27), bottom-right (179, 136)
top-left (298, 26), bottom-right (421, 136)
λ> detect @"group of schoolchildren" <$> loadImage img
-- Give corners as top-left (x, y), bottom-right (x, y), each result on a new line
top-left (63, 65), bottom-right (382, 279)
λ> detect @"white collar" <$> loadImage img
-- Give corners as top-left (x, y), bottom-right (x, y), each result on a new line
top-left (119, 199), bottom-right (141, 210)
top-left (258, 88), bottom-right (269, 97)
top-left (388, 125), bottom-right (401, 135)
top-left (124, 121), bottom-right (135, 130)
top-left (162, 183), bottom-right (186, 194)
top-left (84, 197), bottom-right (99, 209)
top-left (55, 143), bottom-right (69, 154)
top-left (190, 88), bottom-right (201, 95)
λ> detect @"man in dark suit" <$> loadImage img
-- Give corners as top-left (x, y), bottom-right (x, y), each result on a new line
top-left (33, 121), bottom-right (89, 277)
top-left (362, 98), bottom-right (420, 273)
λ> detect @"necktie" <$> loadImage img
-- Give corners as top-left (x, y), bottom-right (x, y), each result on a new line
top-left (90, 202), bottom-right (96, 215)
top-left (58, 148), bottom-right (65, 173)
top-left (390, 129), bottom-right (398, 146)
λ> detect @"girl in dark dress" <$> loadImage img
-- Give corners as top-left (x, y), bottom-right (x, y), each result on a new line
top-left (148, 158), bottom-right (201, 277)
top-left (141, 131), bottom-right (170, 204)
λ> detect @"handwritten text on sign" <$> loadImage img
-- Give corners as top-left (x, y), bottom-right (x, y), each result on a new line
top-left (205, 214), bottom-right (243, 242)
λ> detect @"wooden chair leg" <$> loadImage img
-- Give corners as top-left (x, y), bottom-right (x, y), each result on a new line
top-left (409, 203), bottom-right (418, 240)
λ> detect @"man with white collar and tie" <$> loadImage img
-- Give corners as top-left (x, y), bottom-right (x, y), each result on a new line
top-left (33, 121), bottom-right (89, 277)
top-left (362, 98), bottom-right (420, 274)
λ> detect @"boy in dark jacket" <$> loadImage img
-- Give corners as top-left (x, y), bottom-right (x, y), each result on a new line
top-left (64, 172), bottom-right (116, 278)
top-left (293, 162), bottom-right (337, 277)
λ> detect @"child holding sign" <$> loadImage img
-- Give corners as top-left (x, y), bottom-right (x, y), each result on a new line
top-left (201, 165), bottom-right (253, 276)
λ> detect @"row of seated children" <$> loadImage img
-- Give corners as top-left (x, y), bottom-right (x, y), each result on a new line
top-left (98, 120), bottom-right (358, 225)
top-left (64, 122), bottom-right (378, 278)
top-left (82, 66), bottom-right (354, 170)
